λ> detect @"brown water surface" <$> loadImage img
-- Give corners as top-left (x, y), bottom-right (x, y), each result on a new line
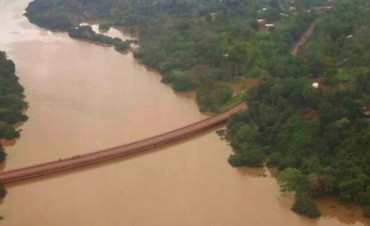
top-left (0, 1), bottom-right (369, 225)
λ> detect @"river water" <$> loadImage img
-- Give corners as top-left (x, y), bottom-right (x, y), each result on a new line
top-left (0, 0), bottom-right (369, 225)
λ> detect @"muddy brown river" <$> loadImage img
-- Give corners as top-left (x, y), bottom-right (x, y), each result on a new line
top-left (0, 0), bottom-right (369, 225)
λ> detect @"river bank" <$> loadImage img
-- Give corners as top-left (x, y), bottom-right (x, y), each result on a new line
top-left (0, 0), bottom-right (368, 225)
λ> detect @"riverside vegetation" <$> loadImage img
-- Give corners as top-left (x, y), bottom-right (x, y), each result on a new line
top-left (0, 51), bottom-right (28, 198)
top-left (25, 0), bottom-right (318, 112)
top-left (227, 0), bottom-right (370, 218)
top-left (24, 0), bottom-right (370, 218)
top-left (68, 25), bottom-right (134, 52)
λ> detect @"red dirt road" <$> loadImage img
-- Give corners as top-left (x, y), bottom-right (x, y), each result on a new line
top-left (291, 24), bottom-right (314, 57)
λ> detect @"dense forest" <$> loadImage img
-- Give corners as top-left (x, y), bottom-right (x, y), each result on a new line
top-left (0, 51), bottom-right (28, 197)
top-left (25, 0), bottom-right (370, 218)
top-left (25, 0), bottom-right (322, 112)
top-left (227, 0), bottom-right (370, 218)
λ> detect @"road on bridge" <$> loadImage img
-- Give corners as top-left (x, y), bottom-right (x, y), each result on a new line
top-left (0, 103), bottom-right (247, 184)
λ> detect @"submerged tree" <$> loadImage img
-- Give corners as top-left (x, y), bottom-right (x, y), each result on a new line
top-left (292, 192), bottom-right (321, 218)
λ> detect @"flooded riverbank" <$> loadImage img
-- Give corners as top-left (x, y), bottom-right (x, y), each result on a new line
top-left (0, 0), bottom-right (368, 225)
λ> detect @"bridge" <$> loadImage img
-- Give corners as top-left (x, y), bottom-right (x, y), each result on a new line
top-left (0, 103), bottom-right (247, 184)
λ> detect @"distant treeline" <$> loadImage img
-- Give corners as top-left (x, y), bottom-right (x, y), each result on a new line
top-left (0, 51), bottom-right (28, 197)
top-left (25, 3), bottom-right (135, 53)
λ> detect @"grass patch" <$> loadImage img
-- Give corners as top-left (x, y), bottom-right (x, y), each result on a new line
top-left (216, 89), bottom-right (247, 113)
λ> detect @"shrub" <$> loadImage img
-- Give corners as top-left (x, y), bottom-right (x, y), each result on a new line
top-left (228, 148), bottom-right (265, 167)
top-left (0, 146), bottom-right (6, 163)
top-left (172, 75), bottom-right (194, 91)
top-left (292, 193), bottom-right (321, 218)
top-left (267, 152), bottom-right (282, 167)
top-left (0, 183), bottom-right (6, 198)
top-left (364, 205), bottom-right (370, 218)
